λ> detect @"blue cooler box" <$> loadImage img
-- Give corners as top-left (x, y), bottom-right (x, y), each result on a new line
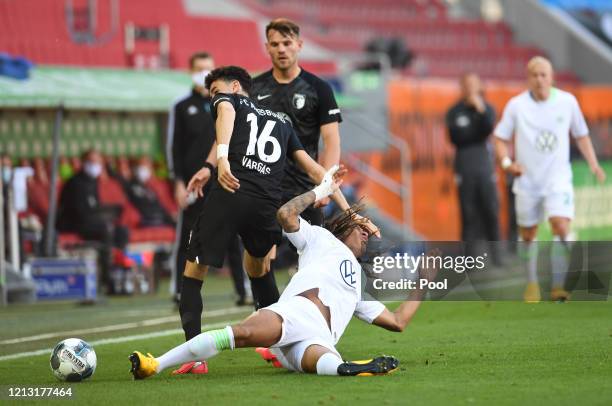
top-left (30, 258), bottom-right (97, 301)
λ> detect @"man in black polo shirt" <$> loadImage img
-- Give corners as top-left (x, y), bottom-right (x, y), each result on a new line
top-left (251, 18), bottom-right (343, 305)
top-left (445, 73), bottom-right (499, 244)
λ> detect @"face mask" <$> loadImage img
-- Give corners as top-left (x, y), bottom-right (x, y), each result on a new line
top-left (2, 167), bottom-right (11, 184)
top-left (135, 165), bottom-right (151, 183)
top-left (192, 70), bottom-right (210, 88)
top-left (84, 162), bottom-right (102, 179)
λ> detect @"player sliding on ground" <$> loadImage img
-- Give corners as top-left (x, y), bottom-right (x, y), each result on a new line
top-left (129, 166), bottom-right (436, 377)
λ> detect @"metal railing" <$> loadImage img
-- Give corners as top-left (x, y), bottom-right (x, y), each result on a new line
top-left (341, 113), bottom-right (412, 240)
top-left (336, 53), bottom-right (413, 240)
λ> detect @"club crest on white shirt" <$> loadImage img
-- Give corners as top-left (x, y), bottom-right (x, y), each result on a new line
top-left (293, 93), bottom-right (306, 110)
top-left (339, 259), bottom-right (357, 288)
top-left (535, 130), bottom-right (558, 153)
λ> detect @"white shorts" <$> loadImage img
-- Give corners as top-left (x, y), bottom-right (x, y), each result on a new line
top-left (263, 295), bottom-right (340, 372)
top-left (515, 189), bottom-right (574, 227)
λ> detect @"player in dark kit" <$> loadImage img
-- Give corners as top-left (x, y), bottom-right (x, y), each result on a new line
top-left (252, 18), bottom-right (342, 226)
top-left (177, 67), bottom-right (373, 367)
top-left (250, 18), bottom-right (344, 310)
top-left (167, 52), bottom-right (247, 309)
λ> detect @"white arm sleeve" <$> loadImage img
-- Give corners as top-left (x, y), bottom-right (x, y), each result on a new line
top-left (569, 96), bottom-right (589, 138)
top-left (354, 300), bottom-right (386, 324)
top-left (285, 217), bottom-right (316, 253)
top-left (494, 99), bottom-right (517, 141)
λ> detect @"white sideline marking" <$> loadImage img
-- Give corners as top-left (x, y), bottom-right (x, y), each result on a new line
top-left (0, 306), bottom-right (252, 345)
top-left (0, 319), bottom-right (241, 362)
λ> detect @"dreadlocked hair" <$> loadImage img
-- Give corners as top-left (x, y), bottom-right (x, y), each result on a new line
top-left (325, 201), bottom-right (371, 242)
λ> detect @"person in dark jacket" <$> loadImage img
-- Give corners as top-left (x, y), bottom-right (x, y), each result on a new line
top-left (57, 149), bottom-right (129, 290)
top-left (446, 73), bottom-right (500, 244)
top-left (121, 156), bottom-right (175, 228)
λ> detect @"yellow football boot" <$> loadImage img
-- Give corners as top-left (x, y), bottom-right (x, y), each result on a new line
top-left (337, 356), bottom-right (399, 376)
top-left (523, 282), bottom-right (541, 303)
top-left (129, 351), bottom-right (159, 380)
top-left (551, 286), bottom-right (570, 302)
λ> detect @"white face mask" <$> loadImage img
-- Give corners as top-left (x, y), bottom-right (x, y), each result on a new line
top-left (84, 162), bottom-right (102, 179)
top-left (135, 165), bottom-right (151, 183)
top-left (191, 70), bottom-right (210, 88)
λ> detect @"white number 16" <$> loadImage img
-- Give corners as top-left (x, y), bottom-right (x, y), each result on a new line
top-left (246, 113), bottom-right (281, 163)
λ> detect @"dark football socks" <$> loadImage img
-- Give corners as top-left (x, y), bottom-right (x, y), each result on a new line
top-left (250, 265), bottom-right (280, 310)
top-left (179, 276), bottom-right (203, 341)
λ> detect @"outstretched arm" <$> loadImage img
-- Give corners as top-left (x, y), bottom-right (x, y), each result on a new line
top-left (292, 150), bottom-right (350, 211)
top-left (277, 165), bottom-right (344, 233)
top-left (319, 122), bottom-right (341, 169)
top-left (293, 150), bottom-right (381, 238)
top-left (187, 100), bottom-right (238, 196)
top-left (371, 251), bottom-right (440, 332)
top-left (185, 141), bottom-right (218, 198)
top-left (276, 191), bottom-right (317, 233)
top-left (371, 292), bottom-right (426, 333)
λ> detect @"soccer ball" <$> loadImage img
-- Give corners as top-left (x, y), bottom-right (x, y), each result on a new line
top-left (50, 338), bottom-right (97, 382)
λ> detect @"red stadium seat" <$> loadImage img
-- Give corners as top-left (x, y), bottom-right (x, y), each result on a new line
top-left (0, 0), bottom-right (273, 71)
top-left (129, 226), bottom-right (175, 244)
top-left (146, 177), bottom-right (178, 218)
top-left (97, 174), bottom-right (141, 229)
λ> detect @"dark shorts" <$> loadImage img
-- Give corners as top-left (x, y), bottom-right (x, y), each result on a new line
top-left (186, 188), bottom-right (281, 268)
top-left (178, 194), bottom-right (207, 255)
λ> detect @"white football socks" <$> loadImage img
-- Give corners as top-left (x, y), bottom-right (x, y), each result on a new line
top-left (551, 235), bottom-right (571, 288)
top-left (519, 238), bottom-right (539, 283)
top-left (156, 326), bottom-right (235, 373)
top-left (316, 352), bottom-right (343, 376)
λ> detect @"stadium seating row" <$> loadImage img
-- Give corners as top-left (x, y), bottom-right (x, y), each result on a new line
top-left (0, 0), bottom-right (581, 80)
top-left (0, 0), bottom-right (271, 70)
top-left (238, 0), bottom-right (578, 81)
top-left (240, 0), bottom-right (447, 20)
top-left (21, 156), bottom-right (177, 247)
top-left (301, 21), bottom-right (513, 51)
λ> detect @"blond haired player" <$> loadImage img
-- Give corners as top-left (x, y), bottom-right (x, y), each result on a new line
top-left (494, 56), bottom-right (606, 302)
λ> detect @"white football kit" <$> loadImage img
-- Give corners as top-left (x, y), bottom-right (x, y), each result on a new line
top-left (494, 88), bottom-right (589, 226)
top-left (263, 217), bottom-right (385, 372)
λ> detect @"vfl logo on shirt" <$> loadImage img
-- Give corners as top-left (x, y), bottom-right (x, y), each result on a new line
top-left (293, 93), bottom-right (306, 110)
top-left (339, 259), bottom-right (356, 288)
top-left (187, 105), bottom-right (198, 115)
top-left (535, 130), bottom-right (558, 153)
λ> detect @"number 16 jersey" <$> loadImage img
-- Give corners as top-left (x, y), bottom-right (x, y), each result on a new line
top-left (211, 93), bottom-right (304, 203)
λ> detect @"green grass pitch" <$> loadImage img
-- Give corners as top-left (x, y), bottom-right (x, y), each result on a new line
top-left (1, 275), bottom-right (611, 405)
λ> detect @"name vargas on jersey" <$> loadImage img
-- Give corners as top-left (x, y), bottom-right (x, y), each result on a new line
top-left (241, 156), bottom-right (271, 174)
